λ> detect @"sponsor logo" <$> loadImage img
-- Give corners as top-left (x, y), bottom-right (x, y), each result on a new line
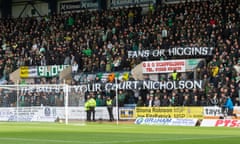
top-left (215, 119), bottom-right (240, 127)
top-left (135, 117), bottom-right (144, 124)
top-left (44, 107), bottom-right (51, 116)
top-left (135, 117), bottom-right (172, 125)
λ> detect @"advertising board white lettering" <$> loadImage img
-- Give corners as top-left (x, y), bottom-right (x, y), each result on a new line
top-left (135, 117), bottom-right (197, 126)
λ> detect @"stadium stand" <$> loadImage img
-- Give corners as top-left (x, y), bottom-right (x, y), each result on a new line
top-left (0, 0), bottom-right (240, 108)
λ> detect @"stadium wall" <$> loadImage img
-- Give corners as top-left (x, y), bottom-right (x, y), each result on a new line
top-left (0, 106), bottom-right (239, 122)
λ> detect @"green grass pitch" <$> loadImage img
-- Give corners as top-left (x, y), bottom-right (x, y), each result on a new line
top-left (0, 122), bottom-right (239, 144)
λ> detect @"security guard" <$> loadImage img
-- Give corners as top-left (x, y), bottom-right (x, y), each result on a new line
top-left (88, 95), bottom-right (96, 121)
top-left (85, 96), bottom-right (90, 121)
top-left (106, 97), bottom-right (114, 121)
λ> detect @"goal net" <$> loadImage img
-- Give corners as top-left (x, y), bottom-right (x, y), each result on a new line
top-left (0, 84), bottom-right (86, 125)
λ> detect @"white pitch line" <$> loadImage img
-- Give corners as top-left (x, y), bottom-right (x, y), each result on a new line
top-left (0, 135), bottom-right (237, 144)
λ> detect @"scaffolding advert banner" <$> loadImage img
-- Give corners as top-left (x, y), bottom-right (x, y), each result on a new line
top-left (142, 60), bottom-right (186, 73)
top-left (135, 107), bottom-right (203, 119)
top-left (142, 59), bottom-right (205, 73)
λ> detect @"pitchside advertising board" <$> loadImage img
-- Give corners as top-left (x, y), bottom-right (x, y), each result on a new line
top-left (0, 107), bottom-right (55, 122)
top-left (0, 107), bottom-right (118, 122)
top-left (135, 107), bottom-right (204, 119)
top-left (201, 119), bottom-right (240, 127)
top-left (204, 106), bottom-right (240, 118)
top-left (119, 107), bottom-right (135, 120)
top-left (0, 106), bottom-right (239, 122)
top-left (135, 117), bottom-right (198, 126)
top-left (135, 106), bottom-right (240, 119)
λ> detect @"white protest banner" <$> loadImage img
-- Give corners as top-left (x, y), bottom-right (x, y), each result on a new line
top-left (19, 80), bottom-right (203, 94)
top-left (128, 47), bottom-right (213, 58)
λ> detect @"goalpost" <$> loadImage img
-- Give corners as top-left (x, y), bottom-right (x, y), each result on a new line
top-left (0, 82), bottom-right (123, 125)
top-left (0, 84), bottom-right (86, 125)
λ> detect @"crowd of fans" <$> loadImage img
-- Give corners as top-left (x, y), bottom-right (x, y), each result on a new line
top-left (0, 0), bottom-right (240, 107)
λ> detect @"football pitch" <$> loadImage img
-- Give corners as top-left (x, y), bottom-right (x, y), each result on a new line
top-left (0, 122), bottom-right (239, 144)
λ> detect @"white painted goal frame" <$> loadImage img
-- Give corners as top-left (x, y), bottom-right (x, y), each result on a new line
top-left (0, 84), bottom-right (86, 125)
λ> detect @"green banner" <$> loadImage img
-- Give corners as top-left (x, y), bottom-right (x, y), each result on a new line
top-left (37, 65), bottom-right (69, 77)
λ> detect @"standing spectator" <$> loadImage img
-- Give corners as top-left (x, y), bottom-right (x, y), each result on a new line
top-left (169, 95), bottom-right (176, 106)
top-left (200, 96), bottom-right (208, 106)
top-left (128, 10), bottom-right (134, 25)
top-left (153, 96), bottom-right (160, 107)
top-left (182, 95), bottom-right (190, 106)
top-left (161, 94), bottom-right (170, 106)
top-left (96, 94), bottom-right (105, 106)
top-left (209, 93), bottom-right (219, 106)
top-left (118, 90), bottom-right (126, 107)
top-left (222, 96), bottom-right (234, 117)
top-left (145, 94), bottom-right (154, 107)
top-left (72, 60), bottom-right (79, 74)
top-left (191, 95), bottom-right (200, 106)
top-left (136, 96), bottom-right (144, 107)
top-left (233, 97), bottom-right (240, 106)
top-left (2, 94), bottom-right (10, 107)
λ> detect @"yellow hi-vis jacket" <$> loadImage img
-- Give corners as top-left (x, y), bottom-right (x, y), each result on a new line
top-left (88, 98), bottom-right (96, 107)
top-left (172, 72), bottom-right (177, 80)
top-left (106, 99), bottom-right (113, 106)
top-left (85, 101), bottom-right (90, 111)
